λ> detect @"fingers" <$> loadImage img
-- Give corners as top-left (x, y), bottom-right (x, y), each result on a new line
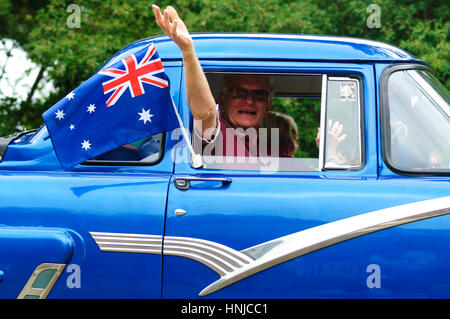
top-left (335, 121), bottom-right (343, 136)
top-left (170, 18), bottom-right (178, 36)
top-left (153, 5), bottom-right (170, 34)
top-left (328, 119), bottom-right (345, 137)
top-left (152, 5), bottom-right (164, 27)
top-left (152, 4), bottom-right (178, 34)
top-left (165, 5), bottom-right (180, 20)
top-left (328, 119), bottom-right (342, 135)
top-left (337, 133), bottom-right (347, 143)
top-left (327, 119), bottom-right (346, 146)
top-left (152, 5), bottom-right (192, 52)
top-left (315, 127), bottom-right (320, 148)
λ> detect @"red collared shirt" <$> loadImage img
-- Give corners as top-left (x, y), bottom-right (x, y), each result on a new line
top-left (194, 113), bottom-right (270, 158)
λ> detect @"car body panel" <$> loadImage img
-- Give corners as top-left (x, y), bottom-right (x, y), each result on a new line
top-left (0, 227), bottom-right (73, 298)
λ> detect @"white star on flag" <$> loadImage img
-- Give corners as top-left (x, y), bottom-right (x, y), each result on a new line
top-left (87, 104), bottom-right (96, 113)
top-left (69, 124), bottom-right (75, 130)
top-left (66, 91), bottom-right (75, 100)
top-left (138, 108), bottom-right (154, 124)
top-left (81, 140), bottom-right (91, 150)
top-left (55, 109), bottom-right (65, 120)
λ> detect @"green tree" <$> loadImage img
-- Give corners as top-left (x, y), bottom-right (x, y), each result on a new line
top-left (0, 0), bottom-right (50, 135)
top-left (0, 0), bottom-right (448, 137)
top-left (315, 0), bottom-right (449, 87)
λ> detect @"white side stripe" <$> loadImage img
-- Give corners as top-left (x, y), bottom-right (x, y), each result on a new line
top-left (89, 232), bottom-right (253, 276)
top-left (201, 196), bottom-right (450, 296)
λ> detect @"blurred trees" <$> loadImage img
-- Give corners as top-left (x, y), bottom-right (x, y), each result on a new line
top-left (0, 0), bottom-right (448, 136)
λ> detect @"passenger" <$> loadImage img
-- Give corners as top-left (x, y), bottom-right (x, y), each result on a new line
top-left (208, 75), bottom-right (275, 157)
top-left (152, 5), bottom-right (274, 157)
top-left (261, 111), bottom-right (299, 158)
top-left (152, 5), bottom-right (342, 159)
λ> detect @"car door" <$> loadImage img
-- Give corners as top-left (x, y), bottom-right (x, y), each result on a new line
top-left (163, 61), bottom-right (377, 298)
top-left (161, 60), bottom-right (450, 298)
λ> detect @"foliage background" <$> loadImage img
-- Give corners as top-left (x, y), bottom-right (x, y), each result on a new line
top-left (0, 0), bottom-right (448, 150)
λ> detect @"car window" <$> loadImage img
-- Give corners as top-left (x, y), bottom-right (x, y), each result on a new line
top-left (323, 77), bottom-right (363, 170)
top-left (85, 133), bottom-right (164, 165)
top-left (385, 69), bottom-right (450, 173)
top-left (195, 73), bottom-right (363, 172)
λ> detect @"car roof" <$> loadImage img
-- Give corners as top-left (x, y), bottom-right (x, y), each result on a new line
top-left (105, 33), bottom-right (423, 66)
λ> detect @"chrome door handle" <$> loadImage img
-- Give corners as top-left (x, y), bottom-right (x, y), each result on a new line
top-left (174, 208), bottom-right (187, 217)
top-left (173, 176), bottom-right (232, 190)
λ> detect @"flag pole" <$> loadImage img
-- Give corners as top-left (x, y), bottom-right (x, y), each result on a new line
top-left (170, 96), bottom-right (203, 168)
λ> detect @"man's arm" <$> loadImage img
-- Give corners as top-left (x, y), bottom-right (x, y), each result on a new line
top-left (152, 5), bottom-right (218, 139)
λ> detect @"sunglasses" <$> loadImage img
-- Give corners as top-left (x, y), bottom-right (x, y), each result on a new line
top-left (228, 88), bottom-right (269, 102)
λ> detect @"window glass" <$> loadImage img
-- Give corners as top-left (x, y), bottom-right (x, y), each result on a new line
top-left (387, 70), bottom-right (450, 172)
top-left (196, 73), bottom-right (362, 172)
top-left (88, 133), bottom-right (164, 164)
top-left (271, 97), bottom-right (320, 159)
top-left (324, 78), bottom-right (362, 169)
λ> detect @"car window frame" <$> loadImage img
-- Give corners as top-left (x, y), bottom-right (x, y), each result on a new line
top-left (193, 70), bottom-right (365, 173)
top-left (321, 74), bottom-right (365, 171)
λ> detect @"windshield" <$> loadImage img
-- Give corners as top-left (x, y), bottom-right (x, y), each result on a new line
top-left (386, 69), bottom-right (449, 173)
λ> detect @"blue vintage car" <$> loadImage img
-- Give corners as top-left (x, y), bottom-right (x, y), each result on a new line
top-left (0, 33), bottom-right (449, 299)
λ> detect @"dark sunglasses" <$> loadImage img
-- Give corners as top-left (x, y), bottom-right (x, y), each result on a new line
top-left (228, 88), bottom-right (269, 102)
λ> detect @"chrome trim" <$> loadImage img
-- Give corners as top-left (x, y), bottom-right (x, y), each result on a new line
top-left (174, 176), bottom-right (233, 183)
top-left (174, 176), bottom-right (232, 190)
top-left (200, 196), bottom-right (450, 296)
top-left (164, 236), bottom-right (253, 276)
top-left (324, 77), bottom-right (363, 170)
top-left (174, 208), bottom-right (187, 216)
top-left (17, 263), bottom-right (66, 299)
top-left (318, 74), bottom-right (327, 171)
top-left (90, 196), bottom-right (450, 297)
top-left (90, 232), bottom-right (163, 254)
top-left (90, 232), bottom-right (253, 276)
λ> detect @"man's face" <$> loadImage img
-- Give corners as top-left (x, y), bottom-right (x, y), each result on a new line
top-left (219, 76), bottom-right (271, 129)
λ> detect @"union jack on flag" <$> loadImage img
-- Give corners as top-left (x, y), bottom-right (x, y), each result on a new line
top-left (100, 44), bottom-right (169, 107)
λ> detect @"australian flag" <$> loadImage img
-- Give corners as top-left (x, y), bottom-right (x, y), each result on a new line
top-left (43, 43), bottom-right (179, 169)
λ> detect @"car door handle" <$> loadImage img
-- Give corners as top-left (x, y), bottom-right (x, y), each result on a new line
top-left (173, 176), bottom-right (232, 190)
top-left (174, 208), bottom-right (187, 216)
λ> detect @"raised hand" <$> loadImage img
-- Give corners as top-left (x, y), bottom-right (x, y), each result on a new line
top-left (326, 119), bottom-right (347, 154)
top-left (152, 5), bottom-right (217, 137)
top-left (152, 5), bottom-right (193, 53)
top-left (315, 120), bottom-right (347, 152)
